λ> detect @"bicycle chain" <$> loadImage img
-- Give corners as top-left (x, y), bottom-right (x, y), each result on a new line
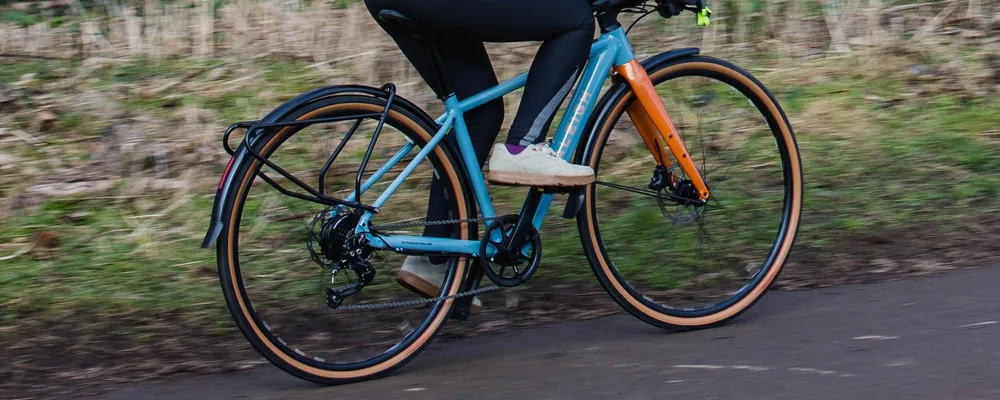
top-left (324, 216), bottom-right (500, 311)
top-left (371, 217), bottom-right (495, 231)
top-left (333, 284), bottom-right (501, 311)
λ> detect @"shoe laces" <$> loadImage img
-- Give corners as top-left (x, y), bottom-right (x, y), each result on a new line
top-left (528, 143), bottom-right (559, 158)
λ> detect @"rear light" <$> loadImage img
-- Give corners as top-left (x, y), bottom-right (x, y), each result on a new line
top-left (218, 157), bottom-right (236, 190)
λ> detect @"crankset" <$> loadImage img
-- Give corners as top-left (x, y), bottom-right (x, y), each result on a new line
top-left (478, 215), bottom-right (542, 287)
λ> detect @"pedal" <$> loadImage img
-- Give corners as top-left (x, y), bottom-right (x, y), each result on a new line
top-left (562, 188), bottom-right (585, 219)
top-left (450, 260), bottom-right (486, 321)
top-left (485, 179), bottom-right (582, 194)
top-left (450, 297), bottom-right (473, 321)
top-left (546, 186), bottom-right (579, 195)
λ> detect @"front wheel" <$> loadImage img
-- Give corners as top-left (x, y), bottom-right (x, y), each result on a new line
top-left (578, 55), bottom-right (803, 331)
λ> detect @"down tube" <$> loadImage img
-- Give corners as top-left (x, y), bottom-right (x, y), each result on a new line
top-left (531, 41), bottom-right (620, 228)
top-left (551, 40), bottom-right (619, 161)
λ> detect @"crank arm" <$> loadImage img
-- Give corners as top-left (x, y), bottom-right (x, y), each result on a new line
top-left (501, 188), bottom-right (544, 255)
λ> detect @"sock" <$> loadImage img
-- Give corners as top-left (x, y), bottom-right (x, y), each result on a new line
top-left (505, 143), bottom-right (526, 155)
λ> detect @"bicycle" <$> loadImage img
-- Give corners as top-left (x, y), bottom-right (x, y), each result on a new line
top-left (201, 0), bottom-right (802, 385)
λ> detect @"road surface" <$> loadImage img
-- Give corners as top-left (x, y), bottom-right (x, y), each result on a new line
top-left (98, 267), bottom-right (1000, 400)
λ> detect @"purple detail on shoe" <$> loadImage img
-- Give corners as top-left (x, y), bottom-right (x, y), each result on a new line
top-left (505, 143), bottom-right (526, 155)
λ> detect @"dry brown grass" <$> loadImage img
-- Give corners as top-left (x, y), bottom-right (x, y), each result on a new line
top-left (2, 1), bottom-right (997, 74)
top-left (0, 2), bottom-right (999, 395)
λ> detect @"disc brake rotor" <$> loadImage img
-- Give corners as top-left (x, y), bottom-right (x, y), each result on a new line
top-left (656, 165), bottom-right (706, 225)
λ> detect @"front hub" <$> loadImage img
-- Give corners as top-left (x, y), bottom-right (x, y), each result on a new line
top-left (672, 180), bottom-right (702, 206)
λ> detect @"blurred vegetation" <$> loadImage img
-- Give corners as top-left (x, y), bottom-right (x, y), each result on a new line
top-left (0, 0), bottom-right (999, 391)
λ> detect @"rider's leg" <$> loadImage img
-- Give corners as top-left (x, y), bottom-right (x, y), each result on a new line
top-left (475, 0), bottom-right (598, 186)
top-left (366, 2), bottom-right (503, 312)
top-left (363, 0), bottom-right (595, 308)
top-left (369, 0), bottom-right (594, 148)
top-left (365, 1), bottom-right (504, 238)
top-left (365, 0), bottom-right (597, 186)
top-left (500, 3), bottom-right (594, 149)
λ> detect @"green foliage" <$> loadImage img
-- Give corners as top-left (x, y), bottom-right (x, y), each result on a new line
top-left (0, 10), bottom-right (40, 27)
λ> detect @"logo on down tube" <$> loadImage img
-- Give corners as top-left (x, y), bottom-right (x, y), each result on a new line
top-left (560, 88), bottom-right (595, 154)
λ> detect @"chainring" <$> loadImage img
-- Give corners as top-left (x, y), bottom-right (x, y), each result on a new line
top-left (478, 215), bottom-right (541, 287)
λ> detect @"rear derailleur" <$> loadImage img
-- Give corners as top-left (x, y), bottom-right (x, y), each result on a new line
top-left (306, 210), bottom-right (375, 309)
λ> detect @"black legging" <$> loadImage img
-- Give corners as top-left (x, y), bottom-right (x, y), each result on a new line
top-left (363, 0), bottom-right (595, 238)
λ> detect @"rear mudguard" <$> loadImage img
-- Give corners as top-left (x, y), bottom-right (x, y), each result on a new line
top-left (200, 85), bottom-right (440, 248)
top-left (561, 47), bottom-right (701, 218)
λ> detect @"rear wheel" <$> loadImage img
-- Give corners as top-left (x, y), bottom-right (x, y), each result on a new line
top-left (578, 55), bottom-right (803, 331)
top-left (216, 95), bottom-right (474, 384)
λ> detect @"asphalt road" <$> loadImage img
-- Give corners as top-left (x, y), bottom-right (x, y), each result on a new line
top-left (97, 267), bottom-right (1000, 400)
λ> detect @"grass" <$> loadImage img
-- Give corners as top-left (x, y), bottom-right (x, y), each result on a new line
top-left (2, 43), bottom-right (1000, 340)
top-left (0, 195), bottom-right (219, 321)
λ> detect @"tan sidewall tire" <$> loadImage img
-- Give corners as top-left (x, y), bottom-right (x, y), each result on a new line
top-left (217, 98), bottom-right (471, 384)
top-left (580, 57), bottom-right (803, 330)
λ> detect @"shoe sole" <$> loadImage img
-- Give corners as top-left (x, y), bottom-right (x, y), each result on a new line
top-left (487, 171), bottom-right (595, 187)
top-left (395, 270), bottom-right (481, 315)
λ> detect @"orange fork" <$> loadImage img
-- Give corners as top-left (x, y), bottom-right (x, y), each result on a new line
top-left (614, 60), bottom-right (710, 201)
top-left (625, 102), bottom-right (670, 167)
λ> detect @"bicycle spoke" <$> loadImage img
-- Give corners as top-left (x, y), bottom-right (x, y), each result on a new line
top-left (703, 110), bottom-right (751, 125)
top-left (695, 92), bottom-right (709, 175)
top-left (704, 122), bottom-right (769, 194)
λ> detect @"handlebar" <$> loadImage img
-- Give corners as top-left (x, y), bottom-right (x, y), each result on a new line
top-left (590, 0), bottom-right (644, 11)
top-left (591, 0), bottom-right (712, 27)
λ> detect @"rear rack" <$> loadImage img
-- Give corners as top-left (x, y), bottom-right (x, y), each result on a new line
top-left (221, 84), bottom-right (400, 213)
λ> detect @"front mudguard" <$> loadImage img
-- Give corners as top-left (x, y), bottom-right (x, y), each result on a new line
top-left (200, 85), bottom-right (439, 248)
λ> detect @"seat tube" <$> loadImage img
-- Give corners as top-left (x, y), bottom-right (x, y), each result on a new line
top-left (448, 96), bottom-right (497, 220)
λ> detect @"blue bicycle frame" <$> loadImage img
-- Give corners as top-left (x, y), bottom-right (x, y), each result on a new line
top-left (350, 28), bottom-right (637, 257)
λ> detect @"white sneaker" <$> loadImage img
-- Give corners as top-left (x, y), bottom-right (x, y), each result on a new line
top-left (396, 256), bottom-right (481, 314)
top-left (487, 143), bottom-right (596, 186)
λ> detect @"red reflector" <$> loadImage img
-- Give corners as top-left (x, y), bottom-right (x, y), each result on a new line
top-left (218, 157), bottom-right (236, 190)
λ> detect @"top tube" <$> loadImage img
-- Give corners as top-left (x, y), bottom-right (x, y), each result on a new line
top-left (456, 73), bottom-right (528, 113)
top-left (436, 27), bottom-right (636, 120)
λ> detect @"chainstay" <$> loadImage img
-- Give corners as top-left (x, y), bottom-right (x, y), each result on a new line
top-left (335, 217), bottom-right (498, 311)
top-left (333, 285), bottom-right (501, 311)
top-left (371, 217), bottom-right (495, 231)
